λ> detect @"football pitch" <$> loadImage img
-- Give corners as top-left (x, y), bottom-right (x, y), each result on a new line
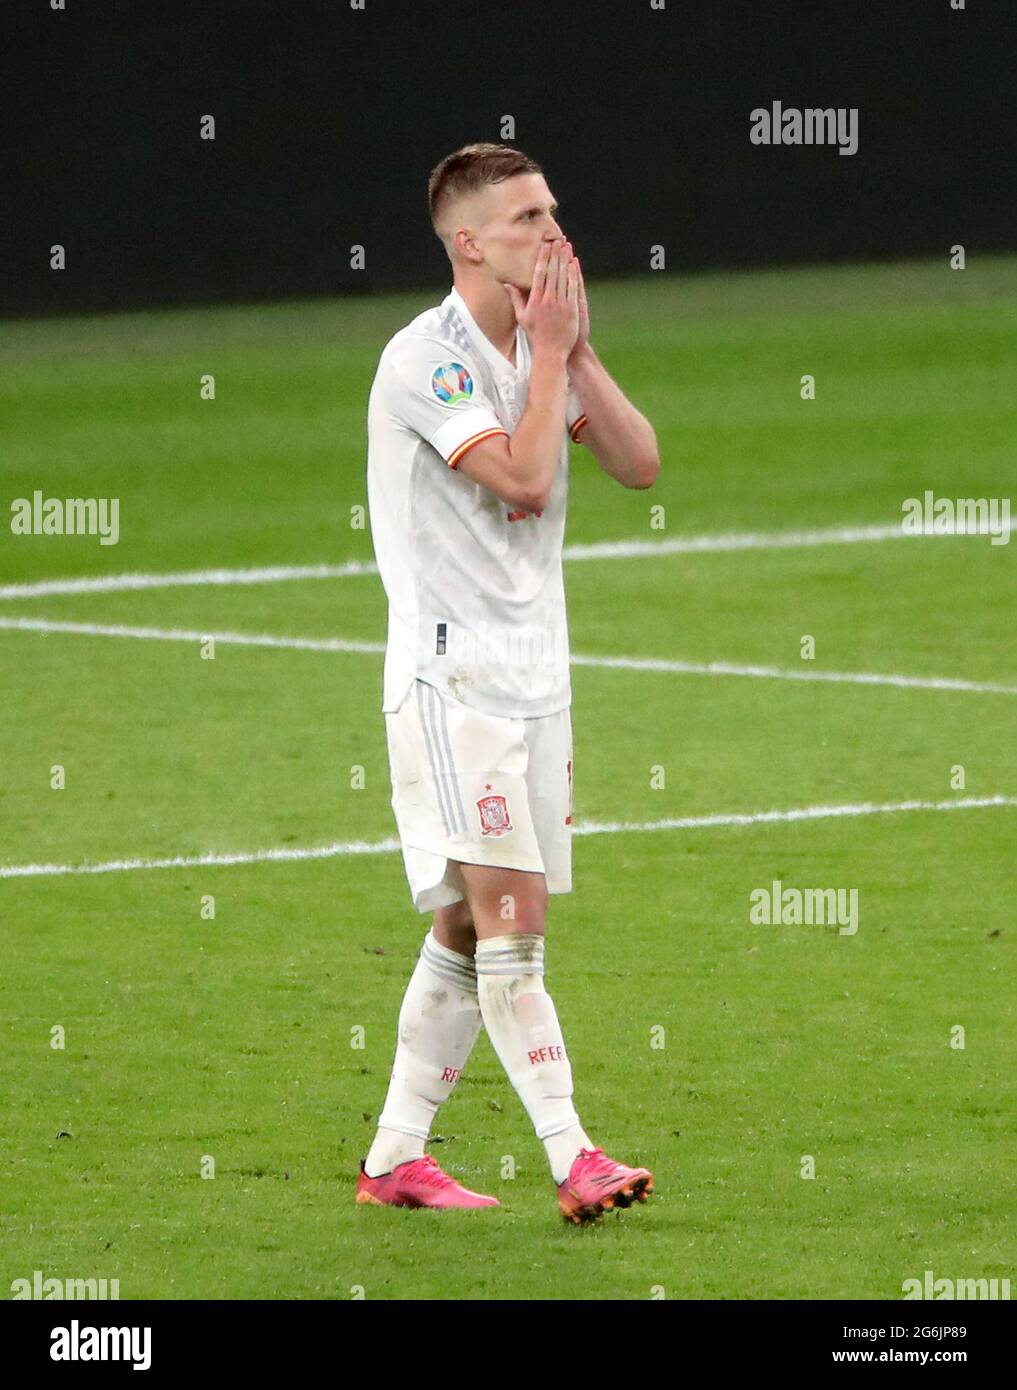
top-left (1, 256), bottom-right (1014, 1300)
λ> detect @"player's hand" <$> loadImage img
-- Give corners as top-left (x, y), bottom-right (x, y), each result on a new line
top-left (568, 247), bottom-right (590, 361)
top-left (504, 237), bottom-right (579, 358)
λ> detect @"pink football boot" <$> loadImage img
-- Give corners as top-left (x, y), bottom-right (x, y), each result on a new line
top-left (356, 1154), bottom-right (500, 1209)
top-left (556, 1146), bottom-right (655, 1224)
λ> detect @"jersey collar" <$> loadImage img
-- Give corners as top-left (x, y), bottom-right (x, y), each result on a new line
top-left (447, 286), bottom-right (524, 383)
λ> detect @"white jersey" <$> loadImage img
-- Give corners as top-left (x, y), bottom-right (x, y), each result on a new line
top-left (366, 285), bottom-right (588, 719)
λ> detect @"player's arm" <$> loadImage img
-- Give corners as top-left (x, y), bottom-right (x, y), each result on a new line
top-left (453, 240), bottom-right (578, 512)
top-left (452, 341), bottom-right (569, 512)
top-left (564, 252), bottom-right (659, 488)
top-left (566, 342), bottom-right (659, 488)
top-left (387, 244), bottom-right (576, 507)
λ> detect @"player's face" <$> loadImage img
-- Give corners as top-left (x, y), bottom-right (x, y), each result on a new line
top-left (472, 174), bottom-right (566, 291)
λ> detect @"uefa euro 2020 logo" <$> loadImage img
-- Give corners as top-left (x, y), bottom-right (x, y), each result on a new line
top-left (431, 362), bottom-right (473, 406)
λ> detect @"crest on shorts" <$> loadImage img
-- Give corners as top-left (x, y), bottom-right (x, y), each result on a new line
top-left (476, 793), bottom-right (513, 837)
top-left (431, 362), bottom-right (474, 406)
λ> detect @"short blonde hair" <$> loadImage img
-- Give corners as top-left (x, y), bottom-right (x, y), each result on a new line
top-left (428, 143), bottom-right (543, 243)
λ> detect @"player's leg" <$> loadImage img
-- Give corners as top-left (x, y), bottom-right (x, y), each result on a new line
top-left (363, 889), bottom-right (485, 1181)
top-left (366, 679), bottom-right (541, 1180)
top-left (455, 860), bottom-right (595, 1187)
top-left (363, 685), bottom-right (488, 1192)
top-left (458, 712), bottom-right (654, 1223)
top-left (526, 711), bottom-right (653, 1222)
top-left (431, 895), bottom-right (477, 956)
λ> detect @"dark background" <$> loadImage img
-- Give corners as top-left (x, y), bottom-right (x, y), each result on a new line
top-left (3, 0), bottom-right (1014, 318)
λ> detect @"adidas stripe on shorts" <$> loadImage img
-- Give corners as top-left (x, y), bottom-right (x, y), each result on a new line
top-left (384, 678), bottom-right (574, 913)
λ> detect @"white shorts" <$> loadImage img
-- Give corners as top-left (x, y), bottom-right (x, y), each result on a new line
top-left (384, 678), bottom-right (574, 914)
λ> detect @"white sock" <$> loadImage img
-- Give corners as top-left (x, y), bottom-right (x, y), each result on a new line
top-left (543, 1125), bottom-right (593, 1185)
top-left (364, 928), bottom-right (483, 1178)
top-left (474, 934), bottom-right (592, 1184)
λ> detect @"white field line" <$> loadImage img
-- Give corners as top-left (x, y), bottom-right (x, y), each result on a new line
top-left (0, 519), bottom-right (1010, 602)
top-left (2, 615), bottom-right (1015, 697)
top-left (0, 559), bottom-right (377, 601)
top-left (568, 652), bottom-right (1017, 697)
top-left (2, 794), bottom-right (1014, 880)
top-left (0, 616), bottom-right (382, 655)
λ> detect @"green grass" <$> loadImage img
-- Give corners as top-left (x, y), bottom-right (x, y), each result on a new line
top-left (1, 255), bottom-right (1015, 1299)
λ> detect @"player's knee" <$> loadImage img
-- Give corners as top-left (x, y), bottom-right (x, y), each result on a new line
top-left (459, 866), bottom-right (547, 936)
top-left (472, 885), bottom-right (545, 934)
top-left (433, 900), bottom-right (472, 934)
top-left (442, 898), bottom-right (474, 932)
top-left (503, 880), bottom-right (546, 933)
top-left (509, 878), bottom-right (548, 932)
top-left (507, 899), bottom-right (546, 934)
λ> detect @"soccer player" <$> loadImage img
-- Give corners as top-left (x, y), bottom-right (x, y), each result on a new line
top-left (359, 144), bottom-right (660, 1223)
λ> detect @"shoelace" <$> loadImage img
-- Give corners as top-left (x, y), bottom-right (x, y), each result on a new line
top-left (576, 1146), bottom-right (620, 1178)
top-left (399, 1156), bottom-right (457, 1189)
